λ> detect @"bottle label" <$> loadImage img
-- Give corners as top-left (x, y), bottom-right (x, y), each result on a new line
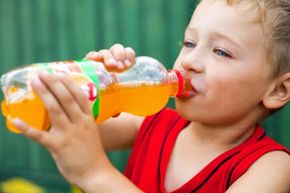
top-left (78, 61), bottom-right (100, 117)
top-left (34, 61), bottom-right (101, 117)
top-left (34, 61), bottom-right (83, 74)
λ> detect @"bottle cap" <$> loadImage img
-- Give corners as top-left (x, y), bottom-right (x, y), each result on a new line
top-left (172, 70), bottom-right (184, 97)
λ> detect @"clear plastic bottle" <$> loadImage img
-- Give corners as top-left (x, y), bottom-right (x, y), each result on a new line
top-left (0, 56), bottom-right (184, 133)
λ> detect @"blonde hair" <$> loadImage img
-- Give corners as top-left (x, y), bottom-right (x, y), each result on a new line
top-left (200, 0), bottom-right (290, 78)
top-left (227, 0), bottom-right (290, 78)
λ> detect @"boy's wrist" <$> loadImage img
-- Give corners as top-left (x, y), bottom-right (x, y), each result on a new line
top-left (74, 162), bottom-right (114, 193)
top-left (75, 162), bottom-right (143, 193)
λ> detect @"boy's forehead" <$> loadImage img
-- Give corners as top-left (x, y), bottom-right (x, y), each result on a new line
top-left (191, 0), bottom-right (262, 30)
top-left (198, 0), bottom-right (261, 23)
top-left (190, 1), bottom-right (257, 29)
top-left (187, 0), bottom-right (265, 50)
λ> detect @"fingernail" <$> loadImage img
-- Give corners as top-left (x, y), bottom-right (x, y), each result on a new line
top-left (93, 52), bottom-right (101, 58)
top-left (31, 77), bottom-right (42, 88)
top-left (125, 60), bottom-right (131, 67)
top-left (108, 59), bottom-right (117, 66)
top-left (13, 118), bottom-right (23, 127)
top-left (87, 51), bottom-right (95, 58)
top-left (13, 118), bottom-right (28, 132)
top-left (117, 61), bottom-right (125, 69)
top-left (39, 70), bottom-right (49, 78)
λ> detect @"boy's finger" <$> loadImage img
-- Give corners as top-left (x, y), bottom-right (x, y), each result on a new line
top-left (98, 49), bottom-right (118, 68)
top-left (60, 74), bottom-right (92, 115)
top-left (38, 73), bottom-right (85, 124)
top-left (31, 74), bottom-right (70, 127)
top-left (13, 118), bottom-right (52, 146)
top-left (125, 47), bottom-right (136, 67)
top-left (110, 44), bottom-right (127, 62)
top-left (84, 51), bottom-right (103, 61)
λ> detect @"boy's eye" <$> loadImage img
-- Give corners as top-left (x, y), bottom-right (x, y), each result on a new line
top-left (182, 41), bottom-right (196, 48)
top-left (214, 48), bottom-right (232, 58)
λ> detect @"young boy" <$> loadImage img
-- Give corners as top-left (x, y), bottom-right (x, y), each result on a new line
top-left (13, 0), bottom-right (290, 192)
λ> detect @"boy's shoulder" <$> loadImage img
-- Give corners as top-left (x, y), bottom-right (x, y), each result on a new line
top-left (252, 150), bottom-right (290, 170)
top-left (226, 150), bottom-right (290, 193)
top-left (227, 125), bottom-right (289, 181)
top-left (226, 125), bottom-right (290, 192)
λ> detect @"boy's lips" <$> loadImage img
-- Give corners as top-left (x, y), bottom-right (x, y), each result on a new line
top-left (177, 78), bottom-right (197, 99)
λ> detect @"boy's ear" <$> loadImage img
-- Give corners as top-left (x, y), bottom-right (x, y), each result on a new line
top-left (263, 72), bottom-right (290, 109)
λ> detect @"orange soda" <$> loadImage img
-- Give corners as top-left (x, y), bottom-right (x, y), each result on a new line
top-left (0, 57), bottom-right (184, 133)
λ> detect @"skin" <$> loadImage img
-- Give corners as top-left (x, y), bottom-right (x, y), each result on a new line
top-left (164, 1), bottom-right (290, 191)
top-left (13, 0), bottom-right (290, 193)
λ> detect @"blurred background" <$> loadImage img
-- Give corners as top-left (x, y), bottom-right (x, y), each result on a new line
top-left (0, 0), bottom-right (289, 192)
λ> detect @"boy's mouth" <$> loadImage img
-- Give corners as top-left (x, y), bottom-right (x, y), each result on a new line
top-left (176, 78), bottom-right (197, 99)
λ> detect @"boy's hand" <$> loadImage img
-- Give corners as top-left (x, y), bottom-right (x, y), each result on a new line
top-left (12, 72), bottom-right (112, 186)
top-left (11, 45), bottom-right (141, 192)
top-left (85, 44), bottom-right (136, 71)
top-left (85, 43), bottom-right (136, 117)
top-left (13, 70), bottom-right (143, 193)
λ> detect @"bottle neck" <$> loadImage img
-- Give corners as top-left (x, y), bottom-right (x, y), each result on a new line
top-left (168, 70), bottom-right (184, 97)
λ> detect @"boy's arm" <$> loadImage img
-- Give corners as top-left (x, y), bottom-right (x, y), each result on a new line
top-left (12, 71), bottom-right (143, 192)
top-left (84, 44), bottom-right (144, 151)
top-left (12, 44), bottom-right (144, 191)
top-left (76, 162), bottom-right (144, 193)
top-left (98, 113), bottom-right (144, 150)
top-left (226, 151), bottom-right (290, 193)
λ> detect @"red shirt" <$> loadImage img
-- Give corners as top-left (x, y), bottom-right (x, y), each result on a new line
top-left (124, 108), bottom-right (290, 193)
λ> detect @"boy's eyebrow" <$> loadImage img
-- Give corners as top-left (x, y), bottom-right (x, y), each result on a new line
top-left (212, 31), bottom-right (242, 49)
top-left (185, 27), bottom-right (242, 49)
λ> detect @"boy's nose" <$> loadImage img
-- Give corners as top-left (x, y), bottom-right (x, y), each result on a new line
top-left (181, 52), bottom-right (205, 73)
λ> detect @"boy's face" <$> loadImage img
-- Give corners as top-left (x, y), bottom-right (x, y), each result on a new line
top-left (174, 0), bottom-right (272, 125)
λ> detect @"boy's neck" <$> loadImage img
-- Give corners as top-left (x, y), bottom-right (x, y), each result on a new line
top-left (182, 104), bottom-right (267, 148)
top-left (185, 121), bottom-right (256, 148)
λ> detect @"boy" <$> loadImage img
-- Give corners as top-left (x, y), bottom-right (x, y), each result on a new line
top-left (13, 0), bottom-right (290, 192)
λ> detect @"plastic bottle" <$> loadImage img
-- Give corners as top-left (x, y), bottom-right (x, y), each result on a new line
top-left (0, 56), bottom-right (184, 133)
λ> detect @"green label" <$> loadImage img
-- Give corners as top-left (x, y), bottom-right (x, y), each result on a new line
top-left (34, 60), bottom-right (101, 117)
top-left (78, 61), bottom-right (100, 117)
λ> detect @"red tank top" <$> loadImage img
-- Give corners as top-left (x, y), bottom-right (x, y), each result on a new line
top-left (124, 108), bottom-right (290, 193)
